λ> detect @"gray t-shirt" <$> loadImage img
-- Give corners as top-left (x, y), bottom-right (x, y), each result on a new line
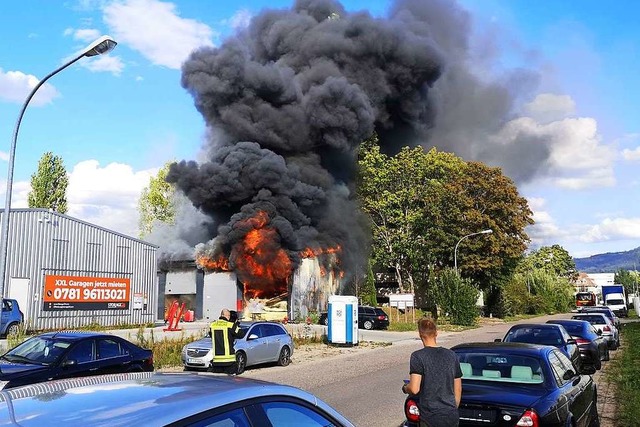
top-left (409, 346), bottom-right (462, 426)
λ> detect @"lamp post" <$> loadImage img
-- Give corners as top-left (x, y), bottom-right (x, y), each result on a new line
top-left (454, 229), bottom-right (493, 273)
top-left (0, 36), bottom-right (117, 298)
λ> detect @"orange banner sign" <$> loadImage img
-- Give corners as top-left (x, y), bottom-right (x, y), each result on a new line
top-left (43, 275), bottom-right (131, 311)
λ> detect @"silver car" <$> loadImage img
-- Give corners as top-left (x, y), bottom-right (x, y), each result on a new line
top-left (182, 321), bottom-right (294, 374)
top-left (571, 313), bottom-right (620, 350)
top-left (0, 372), bottom-right (355, 426)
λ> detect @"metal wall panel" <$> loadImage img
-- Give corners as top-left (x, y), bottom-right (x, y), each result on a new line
top-left (0, 209), bottom-right (158, 331)
top-left (202, 272), bottom-right (238, 321)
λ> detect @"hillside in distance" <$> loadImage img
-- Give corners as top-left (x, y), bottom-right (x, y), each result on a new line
top-left (574, 246), bottom-right (640, 273)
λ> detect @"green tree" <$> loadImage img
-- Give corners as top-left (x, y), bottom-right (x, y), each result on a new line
top-left (357, 135), bottom-right (533, 316)
top-left (615, 269), bottom-right (640, 295)
top-left (28, 152), bottom-right (68, 213)
top-left (525, 245), bottom-right (577, 281)
top-left (138, 161), bottom-right (176, 238)
top-left (359, 260), bottom-right (378, 306)
top-left (436, 268), bottom-right (479, 326)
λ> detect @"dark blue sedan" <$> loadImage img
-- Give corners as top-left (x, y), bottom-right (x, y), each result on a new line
top-left (453, 343), bottom-right (598, 427)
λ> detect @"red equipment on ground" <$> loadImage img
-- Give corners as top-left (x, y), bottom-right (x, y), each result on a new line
top-left (164, 301), bottom-right (186, 331)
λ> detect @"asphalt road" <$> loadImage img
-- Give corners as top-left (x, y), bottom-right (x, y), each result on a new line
top-left (240, 313), bottom-right (575, 427)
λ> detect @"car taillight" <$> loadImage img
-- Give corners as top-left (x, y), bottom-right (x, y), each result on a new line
top-left (603, 325), bottom-right (611, 332)
top-left (405, 398), bottom-right (420, 424)
top-left (516, 409), bottom-right (539, 427)
top-left (378, 315), bottom-right (387, 320)
top-left (575, 338), bottom-right (590, 344)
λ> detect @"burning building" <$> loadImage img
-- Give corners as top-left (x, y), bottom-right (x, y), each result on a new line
top-left (156, 0), bottom-right (546, 317)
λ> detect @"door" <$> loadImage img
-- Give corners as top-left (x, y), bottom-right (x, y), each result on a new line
top-left (8, 277), bottom-right (29, 322)
top-left (54, 339), bottom-right (101, 380)
top-left (96, 338), bottom-right (132, 374)
top-left (245, 324), bottom-right (270, 365)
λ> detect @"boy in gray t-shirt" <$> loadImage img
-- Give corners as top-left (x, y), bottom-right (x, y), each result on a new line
top-left (402, 318), bottom-right (462, 427)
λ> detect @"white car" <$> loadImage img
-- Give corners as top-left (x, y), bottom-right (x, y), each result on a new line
top-left (571, 313), bottom-right (620, 350)
top-left (182, 321), bottom-right (294, 374)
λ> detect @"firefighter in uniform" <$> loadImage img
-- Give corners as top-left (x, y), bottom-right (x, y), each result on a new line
top-left (210, 309), bottom-right (243, 374)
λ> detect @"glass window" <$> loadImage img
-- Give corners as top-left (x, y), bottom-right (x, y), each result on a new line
top-left (67, 340), bottom-right (94, 364)
top-left (555, 350), bottom-right (576, 373)
top-left (548, 351), bottom-right (568, 385)
top-left (187, 408), bottom-right (251, 427)
top-left (249, 325), bottom-right (265, 339)
top-left (266, 324), bottom-right (286, 337)
top-left (262, 401), bottom-right (337, 427)
top-left (97, 339), bottom-right (122, 359)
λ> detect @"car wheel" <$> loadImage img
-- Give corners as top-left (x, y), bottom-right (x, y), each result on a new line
top-left (236, 351), bottom-right (247, 375)
top-left (6, 323), bottom-right (19, 337)
top-left (278, 346), bottom-right (291, 366)
top-left (363, 320), bottom-right (373, 330)
top-left (603, 347), bottom-right (610, 362)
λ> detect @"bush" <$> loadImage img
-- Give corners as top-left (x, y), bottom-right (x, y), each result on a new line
top-left (436, 268), bottom-right (479, 326)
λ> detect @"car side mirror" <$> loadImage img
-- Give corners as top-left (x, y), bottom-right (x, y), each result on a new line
top-left (596, 330), bottom-right (602, 336)
top-left (566, 339), bottom-right (577, 345)
top-left (247, 334), bottom-right (259, 340)
top-left (493, 339), bottom-right (502, 342)
top-left (62, 359), bottom-right (77, 368)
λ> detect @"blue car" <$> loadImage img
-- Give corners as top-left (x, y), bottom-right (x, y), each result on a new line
top-left (404, 342), bottom-right (599, 427)
top-left (0, 372), bottom-right (355, 426)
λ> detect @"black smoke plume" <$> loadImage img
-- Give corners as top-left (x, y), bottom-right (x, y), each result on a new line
top-left (165, 0), bottom-right (544, 279)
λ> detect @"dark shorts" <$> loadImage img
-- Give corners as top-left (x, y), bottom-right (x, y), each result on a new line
top-left (421, 410), bottom-right (459, 427)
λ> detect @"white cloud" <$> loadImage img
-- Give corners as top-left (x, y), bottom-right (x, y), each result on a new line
top-left (0, 68), bottom-right (59, 106)
top-left (68, 28), bottom-right (102, 42)
top-left (582, 217), bottom-right (640, 243)
top-left (103, 0), bottom-right (215, 69)
top-left (226, 9), bottom-right (252, 30)
top-left (80, 54), bottom-right (125, 75)
top-left (495, 113), bottom-right (615, 189)
top-left (525, 197), bottom-right (563, 247)
top-left (622, 147), bottom-right (640, 161)
top-left (523, 93), bottom-right (575, 124)
top-left (67, 160), bottom-right (157, 237)
top-left (0, 152), bottom-right (9, 162)
top-left (0, 179), bottom-right (31, 208)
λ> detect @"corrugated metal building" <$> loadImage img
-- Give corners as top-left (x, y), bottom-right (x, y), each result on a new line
top-left (0, 209), bottom-right (158, 330)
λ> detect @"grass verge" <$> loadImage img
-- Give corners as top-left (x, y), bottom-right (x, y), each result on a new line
top-left (607, 321), bottom-right (640, 426)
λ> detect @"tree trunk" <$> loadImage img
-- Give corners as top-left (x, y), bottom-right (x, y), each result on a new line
top-left (394, 263), bottom-right (404, 293)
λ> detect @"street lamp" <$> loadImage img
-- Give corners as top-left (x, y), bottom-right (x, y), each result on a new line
top-left (454, 229), bottom-right (493, 272)
top-left (0, 36), bottom-right (117, 298)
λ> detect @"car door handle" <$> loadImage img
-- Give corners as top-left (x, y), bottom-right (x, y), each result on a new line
top-left (89, 367), bottom-right (99, 371)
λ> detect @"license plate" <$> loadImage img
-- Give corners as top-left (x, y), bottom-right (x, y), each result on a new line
top-left (187, 358), bottom-right (202, 364)
top-left (459, 408), bottom-right (496, 422)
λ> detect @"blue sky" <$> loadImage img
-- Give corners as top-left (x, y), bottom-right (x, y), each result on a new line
top-left (0, 0), bottom-right (638, 259)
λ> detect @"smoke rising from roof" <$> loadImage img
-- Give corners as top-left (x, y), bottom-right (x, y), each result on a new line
top-left (163, 0), bottom-right (548, 278)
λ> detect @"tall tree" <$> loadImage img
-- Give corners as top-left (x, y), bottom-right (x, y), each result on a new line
top-left (525, 245), bottom-right (577, 280)
top-left (138, 161), bottom-right (176, 238)
top-left (357, 135), bottom-right (533, 312)
top-left (28, 152), bottom-right (69, 213)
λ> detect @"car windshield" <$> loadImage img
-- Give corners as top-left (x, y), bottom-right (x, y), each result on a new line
top-left (607, 299), bottom-right (624, 305)
top-left (504, 327), bottom-right (562, 346)
top-left (456, 352), bottom-right (544, 384)
top-left (553, 323), bottom-right (582, 334)
top-left (3, 337), bottom-right (71, 365)
top-left (374, 308), bottom-right (387, 316)
top-left (572, 315), bottom-right (606, 324)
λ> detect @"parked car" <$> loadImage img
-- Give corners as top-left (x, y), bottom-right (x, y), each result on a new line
top-left (0, 372), bottom-right (356, 426)
top-left (579, 306), bottom-right (621, 329)
top-left (572, 312), bottom-right (620, 350)
top-left (498, 323), bottom-right (583, 373)
top-left (403, 342), bottom-right (598, 427)
top-left (547, 319), bottom-right (609, 370)
top-left (0, 298), bottom-right (24, 338)
top-left (0, 331), bottom-right (153, 390)
top-left (182, 321), bottom-right (293, 374)
top-left (319, 306), bottom-right (389, 330)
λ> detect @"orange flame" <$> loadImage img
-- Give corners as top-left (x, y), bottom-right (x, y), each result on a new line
top-left (196, 254), bottom-right (229, 271)
top-left (233, 211), bottom-right (291, 298)
top-left (300, 245), bottom-right (342, 258)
